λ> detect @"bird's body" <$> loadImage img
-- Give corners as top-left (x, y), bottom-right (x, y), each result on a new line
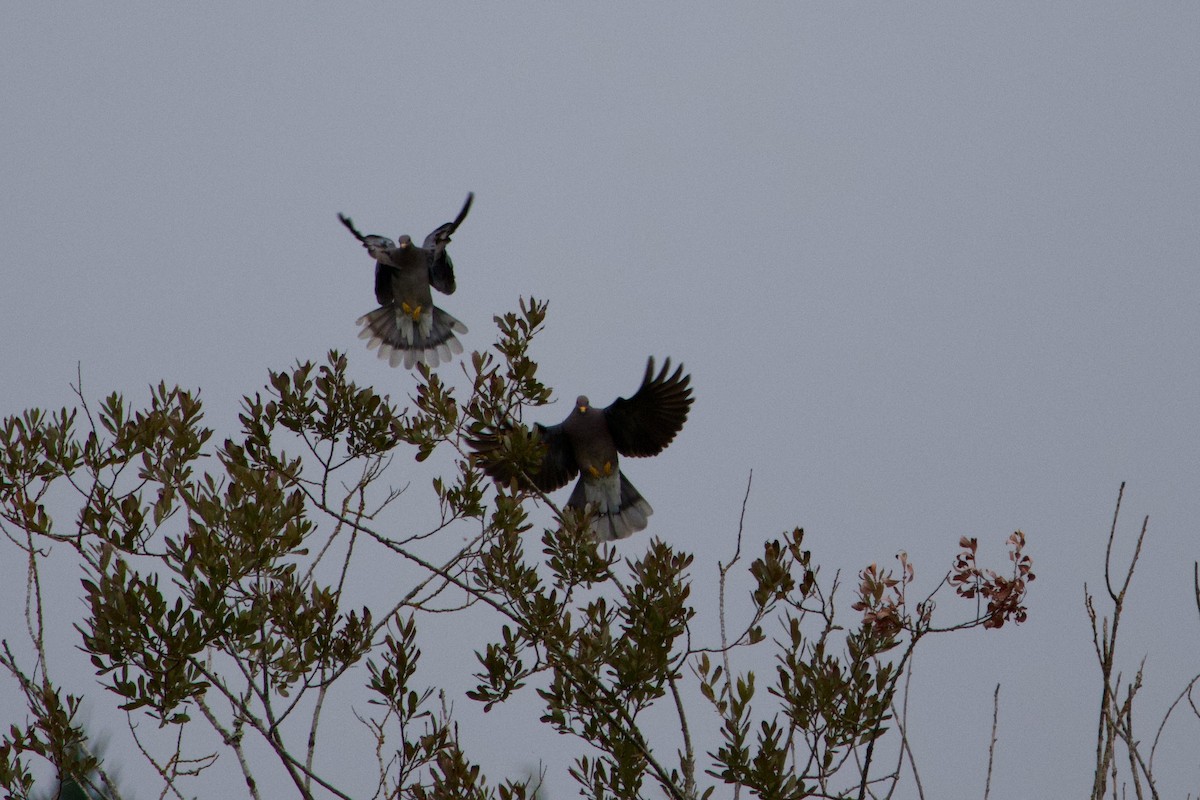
top-left (470, 359), bottom-right (693, 541)
top-left (560, 395), bottom-right (654, 540)
top-left (339, 194), bottom-right (473, 369)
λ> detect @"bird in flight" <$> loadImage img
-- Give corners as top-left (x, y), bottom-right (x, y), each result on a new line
top-left (469, 358), bottom-right (693, 541)
top-left (338, 193), bottom-right (473, 369)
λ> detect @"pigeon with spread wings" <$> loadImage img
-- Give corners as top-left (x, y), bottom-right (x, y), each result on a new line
top-left (470, 358), bottom-right (693, 540)
top-left (338, 193), bottom-right (473, 369)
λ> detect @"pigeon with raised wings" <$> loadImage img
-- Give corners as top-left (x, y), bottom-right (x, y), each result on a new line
top-left (470, 358), bottom-right (693, 540)
top-left (338, 193), bottom-right (473, 369)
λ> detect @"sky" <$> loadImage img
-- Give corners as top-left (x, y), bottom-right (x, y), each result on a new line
top-left (2, 4), bottom-right (1200, 798)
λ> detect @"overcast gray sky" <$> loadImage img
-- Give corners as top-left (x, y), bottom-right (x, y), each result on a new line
top-left (3, 4), bottom-right (1200, 798)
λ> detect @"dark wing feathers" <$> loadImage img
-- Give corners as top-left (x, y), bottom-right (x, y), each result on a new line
top-left (340, 213), bottom-right (395, 305)
top-left (373, 262), bottom-right (394, 306)
top-left (338, 213), bottom-right (368, 244)
top-left (426, 193), bottom-right (473, 295)
top-left (605, 357), bottom-right (693, 457)
top-left (527, 423), bottom-right (578, 491)
top-left (468, 420), bottom-right (578, 493)
top-left (428, 252), bottom-right (457, 296)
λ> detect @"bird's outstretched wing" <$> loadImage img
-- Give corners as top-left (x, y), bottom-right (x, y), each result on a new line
top-left (338, 213), bottom-right (368, 244)
top-left (339, 213), bottom-right (395, 304)
top-left (605, 358), bottom-right (693, 457)
top-left (425, 192), bottom-right (473, 295)
top-left (469, 419), bottom-right (578, 493)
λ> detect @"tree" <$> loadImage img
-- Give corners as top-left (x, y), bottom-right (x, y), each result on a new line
top-left (0, 299), bottom-right (1036, 799)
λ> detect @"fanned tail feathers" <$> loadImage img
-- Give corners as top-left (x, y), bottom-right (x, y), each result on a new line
top-left (567, 471), bottom-right (653, 541)
top-left (356, 305), bottom-right (467, 369)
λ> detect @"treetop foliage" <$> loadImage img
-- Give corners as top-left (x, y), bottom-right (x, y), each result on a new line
top-left (0, 299), bottom-right (1038, 800)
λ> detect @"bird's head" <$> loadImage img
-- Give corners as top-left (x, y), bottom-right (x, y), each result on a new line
top-left (396, 234), bottom-right (414, 249)
top-left (575, 396), bottom-right (590, 414)
top-left (363, 235), bottom-right (394, 260)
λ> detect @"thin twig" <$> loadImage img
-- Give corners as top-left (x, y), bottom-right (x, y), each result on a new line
top-left (1149, 673), bottom-right (1200, 776)
top-left (903, 661), bottom-right (925, 800)
top-left (884, 653), bottom-right (923, 800)
top-left (716, 471), bottom-right (753, 674)
top-left (1090, 484), bottom-right (1156, 800)
top-left (195, 694), bottom-right (262, 800)
top-left (305, 682), bottom-right (329, 795)
top-left (717, 471), bottom-right (752, 800)
top-left (984, 684), bottom-right (1000, 800)
top-left (668, 674), bottom-right (697, 800)
top-left (126, 714), bottom-right (191, 800)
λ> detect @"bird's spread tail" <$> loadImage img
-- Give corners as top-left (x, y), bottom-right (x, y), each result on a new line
top-left (356, 305), bottom-right (467, 369)
top-left (567, 471), bottom-right (653, 541)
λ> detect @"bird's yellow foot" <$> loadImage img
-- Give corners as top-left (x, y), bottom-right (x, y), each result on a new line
top-left (400, 301), bottom-right (424, 322)
top-left (586, 462), bottom-right (614, 478)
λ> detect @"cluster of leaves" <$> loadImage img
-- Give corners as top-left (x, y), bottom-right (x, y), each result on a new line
top-left (0, 658), bottom-right (111, 800)
top-left (697, 527), bottom-right (903, 798)
top-left (0, 299), bottom-right (1036, 800)
top-left (471, 520), bottom-right (696, 798)
top-left (949, 532), bottom-right (1036, 629)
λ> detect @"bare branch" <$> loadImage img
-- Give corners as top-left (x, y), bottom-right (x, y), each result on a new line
top-left (984, 684), bottom-right (1000, 800)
